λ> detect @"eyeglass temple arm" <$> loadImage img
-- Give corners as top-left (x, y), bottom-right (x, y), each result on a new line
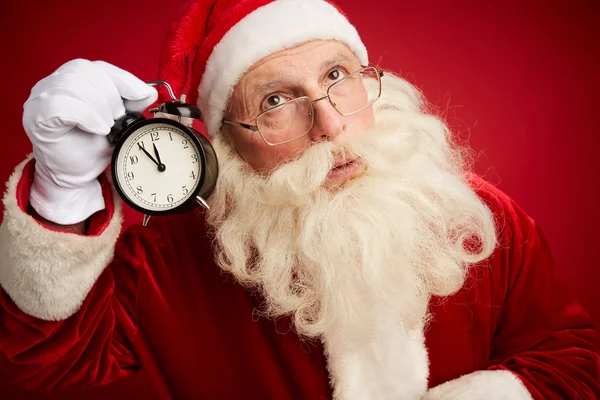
top-left (361, 65), bottom-right (384, 77)
top-left (222, 120), bottom-right (259, 132)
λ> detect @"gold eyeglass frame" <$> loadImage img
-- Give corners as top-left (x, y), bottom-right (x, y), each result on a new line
top-left (222, 65), bottom-right (384, 146)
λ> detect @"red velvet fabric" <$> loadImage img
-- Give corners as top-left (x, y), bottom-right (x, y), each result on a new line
top-left (0, 163), bottom-right (598, 399)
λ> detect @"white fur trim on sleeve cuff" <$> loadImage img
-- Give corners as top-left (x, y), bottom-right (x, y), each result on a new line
top-left (423, 370), bottom-right (533, 400)
top-left (0, 155), bottom-right (123, 321)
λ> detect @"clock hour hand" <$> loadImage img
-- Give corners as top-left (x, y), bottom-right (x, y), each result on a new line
top-left (153, 143), bottom-right (166, 171)
top-left (137, 142), bottom-right (164, 171)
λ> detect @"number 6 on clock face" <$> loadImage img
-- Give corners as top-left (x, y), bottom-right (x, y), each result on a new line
top-left (111, 118), bottom-right (214, 216)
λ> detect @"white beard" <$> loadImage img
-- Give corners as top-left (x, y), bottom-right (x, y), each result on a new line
top-left (205, 73), bottom-right (497, 399)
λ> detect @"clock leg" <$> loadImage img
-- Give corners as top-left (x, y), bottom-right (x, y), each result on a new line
top-left (196, 196), bottom-right (210, 210)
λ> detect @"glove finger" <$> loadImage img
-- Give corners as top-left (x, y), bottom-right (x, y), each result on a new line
top-left (52, 59), bottom-right (127, 120)
top-left (94, 60), bottom-right (158, 111)
top-left (28, 72), bottom-right (116, 127)
top-left (42, 131), bottom-right (113, 187)
top-left (25, 94), bottom-right (112, 137)
top-left (123, 95), bottom-right (159, 112)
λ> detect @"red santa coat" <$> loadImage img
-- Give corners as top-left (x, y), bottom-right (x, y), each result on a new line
top-left (0, 157), bottom-right (598, 399)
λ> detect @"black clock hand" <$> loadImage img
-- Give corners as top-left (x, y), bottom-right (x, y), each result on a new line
top-left (153, 143), bottom-right (166, 171)
top-left (137, 142), bottom-right (161, 168)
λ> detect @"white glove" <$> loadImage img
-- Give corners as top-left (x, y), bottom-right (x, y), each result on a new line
top-left (23, 59), bottom-right (158, 225)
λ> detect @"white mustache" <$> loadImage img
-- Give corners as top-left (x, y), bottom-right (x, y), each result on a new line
top-left (261, 141), bottom-right (339, 205)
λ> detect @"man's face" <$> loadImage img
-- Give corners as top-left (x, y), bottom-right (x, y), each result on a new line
top-left (224, 40), bottom-right (375, 186)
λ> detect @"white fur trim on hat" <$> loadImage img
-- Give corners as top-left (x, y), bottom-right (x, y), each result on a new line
top-left (0, 156), bottom-right (123, 321)
top-left (198, 0), bottom-right (369, 137)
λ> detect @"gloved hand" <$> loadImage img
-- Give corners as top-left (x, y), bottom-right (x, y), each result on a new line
top-left (23, 59), bottom-right (158, 225)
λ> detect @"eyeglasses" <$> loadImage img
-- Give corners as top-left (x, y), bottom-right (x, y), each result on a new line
top-left (222, 66), bottom-right (384, 146)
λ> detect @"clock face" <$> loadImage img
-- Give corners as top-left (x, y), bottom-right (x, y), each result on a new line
top-left (113, 121), bottom-right (203, 214)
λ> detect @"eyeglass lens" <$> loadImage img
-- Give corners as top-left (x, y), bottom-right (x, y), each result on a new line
top-left (256, 67), bottom-right (381, 145)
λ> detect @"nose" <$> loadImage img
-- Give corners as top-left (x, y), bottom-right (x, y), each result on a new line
top-left (308, 95), bottom-right (345, 143)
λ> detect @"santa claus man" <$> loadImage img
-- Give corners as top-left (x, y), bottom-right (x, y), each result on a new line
top-left (0, 0), bottom-right (598, 399)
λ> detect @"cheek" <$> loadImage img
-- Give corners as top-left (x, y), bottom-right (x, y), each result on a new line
top-left (238, 134), bottom-right (311, 173)
top-left (344, 106), bottom-right (375, 140)
top-left (362, 107), bottom-right (376, 129)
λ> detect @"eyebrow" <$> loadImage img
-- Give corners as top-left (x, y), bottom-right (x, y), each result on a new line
top-left (250, 53), bottom-right (357, 101)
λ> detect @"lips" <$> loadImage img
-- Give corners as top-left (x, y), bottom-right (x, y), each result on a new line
top-left (326, 156), bottom-right (367, 186)
top-left (331, 157), bottom-right (357, 171)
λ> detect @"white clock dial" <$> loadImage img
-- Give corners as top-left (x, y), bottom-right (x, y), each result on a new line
top-left (114, 122), bottom-right (202, 213)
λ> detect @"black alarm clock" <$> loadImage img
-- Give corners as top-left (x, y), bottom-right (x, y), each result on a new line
top-left (107, 81), bottom-right (218, 226)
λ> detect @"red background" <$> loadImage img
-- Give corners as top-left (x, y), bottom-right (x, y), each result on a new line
top-left (1, 0), bottom-right (598, 398)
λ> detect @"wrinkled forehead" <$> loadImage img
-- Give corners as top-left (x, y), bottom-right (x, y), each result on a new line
top-left (230, 40), bottom-right (362, 108)
top-left (245, 39), bottom-right (361, 77)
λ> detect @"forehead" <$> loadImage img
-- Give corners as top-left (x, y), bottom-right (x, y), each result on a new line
top-left (248, 39), bottom-right (358, 72)
top-left (240, 40), bottom-right (360, 86)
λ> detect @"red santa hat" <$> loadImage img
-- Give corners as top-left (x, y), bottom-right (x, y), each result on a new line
top-left (158, 0), bottom-right (369, 138)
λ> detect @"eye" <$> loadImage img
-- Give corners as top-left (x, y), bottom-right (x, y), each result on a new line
top-left (262, 94), bottom-right (289, 111)
top-left (327, 68), bottom-right (346, 83)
